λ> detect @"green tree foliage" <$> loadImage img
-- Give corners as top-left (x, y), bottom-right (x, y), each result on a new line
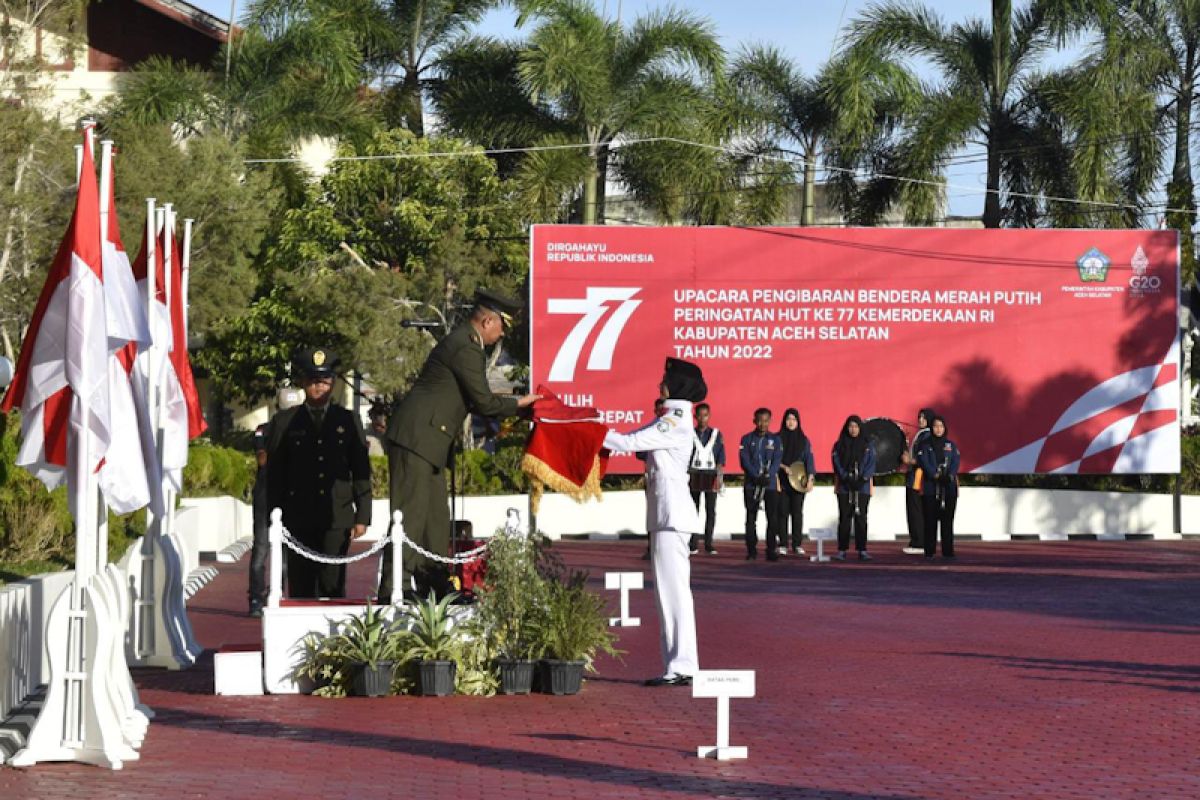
top-left (248, 0), bottom-right (499, 136)
top-left (203, 130), bottom-right (527, 403)
top-left (1055, 0), bottom-right (1200, 282)
top-left (100, 123), bottom-right (280, 337)
top-left (0, 106), bottom-right (74, 364)
top-left (0, 2), bottom-right (87, 363)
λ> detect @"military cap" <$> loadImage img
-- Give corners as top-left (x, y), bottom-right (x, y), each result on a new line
top-left (473, 288), bottom-right (522, 327)
top-left (294, 346), bottom-right (340, 380)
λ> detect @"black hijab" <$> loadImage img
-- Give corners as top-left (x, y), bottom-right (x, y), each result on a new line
top-left (928, 414), bottom-right (948, 456)
top-left (663, 357), bottom-right (707, 402)
top-left (918, 407), bottom-right (936, 430)
top-left (777, 408), bottom-right (808, 463)
top-left (834, 414), bottom-right (867, 468)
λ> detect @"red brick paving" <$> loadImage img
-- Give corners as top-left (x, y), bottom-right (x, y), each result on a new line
top-left (2, 540), bottom-right (1198, 799)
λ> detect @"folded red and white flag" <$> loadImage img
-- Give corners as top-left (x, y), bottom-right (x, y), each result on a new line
top-left (521, 385), bottom-right (608, 513)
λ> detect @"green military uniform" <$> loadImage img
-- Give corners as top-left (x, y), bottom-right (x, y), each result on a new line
top-left (266, 356), bottom-right (372, 598)
top-left (379, 305), bottom-right (520, 601)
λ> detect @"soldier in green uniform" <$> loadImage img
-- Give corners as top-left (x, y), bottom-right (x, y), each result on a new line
top-left (266, 348), bottom-right (373, 598)
top-left (378, 290), bottom-right (540, 601)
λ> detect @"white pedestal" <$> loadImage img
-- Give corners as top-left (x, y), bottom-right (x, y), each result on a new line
top-left (262, 603), bottom-right (379, 694)
top-left (809, 528), bottom-right (835, 562)
top-left (605, 572), bottom-right (644, 627)
top-left (214, 649), bottom-right (264, 696)
top-left (693, 670), bottom-right (754, 761)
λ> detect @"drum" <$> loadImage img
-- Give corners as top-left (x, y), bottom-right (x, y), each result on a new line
top-left (860, 417), bottom-right (906, 474)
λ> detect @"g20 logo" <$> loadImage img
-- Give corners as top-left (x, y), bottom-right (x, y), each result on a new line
top-left (547, 287), bottom-right (643, 381)
top-left (1129, 275), bottom-right (1161, 290)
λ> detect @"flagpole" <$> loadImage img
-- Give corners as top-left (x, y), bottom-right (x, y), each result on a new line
top-left (182, 218), bottom-right (193, 340)
top-left (139, 198), bottom-right (158, 664)
top-left (161, 203), bottom-right (176, 543)
top-left (97, 140), bottom-right (114, 577)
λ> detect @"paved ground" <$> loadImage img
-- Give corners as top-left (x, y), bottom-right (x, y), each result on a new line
top-left (1, 539), bottom-right (1198, 799)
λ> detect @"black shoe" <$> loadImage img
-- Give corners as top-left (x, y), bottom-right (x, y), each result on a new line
top-left (248, 601), bottom-right (263, 618)
top-left (745, 551), bottom-right (757, 560)
top-left (858, 551), bottom-right (872, 561)
top-left (943, 554), bottom-right (957, 560)
top-left (644, 674), bottom-right (692, 687)
top-left (832, 551), bottom-right (847, 562)
top-left (766, 551), bottom-right (779, 562)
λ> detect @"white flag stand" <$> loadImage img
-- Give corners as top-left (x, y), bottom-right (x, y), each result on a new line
top-left (693, 670), bottom-right (755, 760)
top-left (122, 201), bottom-right (201, 670)
top-left (604, 572), bottom-right (643, 626)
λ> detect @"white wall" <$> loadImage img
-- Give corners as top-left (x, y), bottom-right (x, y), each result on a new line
top-left (368, 487), bottom-right (1199, 541)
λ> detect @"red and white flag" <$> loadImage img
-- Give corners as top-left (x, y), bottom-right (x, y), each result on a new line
top-left (130, 220), bottom-right (206, 493)
top-left (167, 230), bottom-right (206, 440)
top-left (98, 146), bottom-right (157, 514)
top-left (0, 130), bottom-right (109, 512)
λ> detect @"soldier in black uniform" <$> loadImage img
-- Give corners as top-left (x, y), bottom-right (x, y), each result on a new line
top-left (265, 348), bottom-right (373, 598)
top-left (378, 290), bottom-right (540, 602)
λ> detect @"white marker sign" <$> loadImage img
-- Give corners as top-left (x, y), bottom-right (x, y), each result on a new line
top-left (604, 571), bottom-right (644, 627)
top-left (693, 670), bottom-right (755, 760)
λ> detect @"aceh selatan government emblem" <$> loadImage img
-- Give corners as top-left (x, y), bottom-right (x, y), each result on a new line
top-left (1076, 247), bottom-right (1110, 282)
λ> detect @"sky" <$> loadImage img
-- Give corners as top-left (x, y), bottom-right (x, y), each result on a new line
top-left (188, 1), bottom-right (1069, 219)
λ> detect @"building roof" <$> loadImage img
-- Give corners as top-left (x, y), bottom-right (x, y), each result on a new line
top-left (133, 0), bottom-right (232, 41)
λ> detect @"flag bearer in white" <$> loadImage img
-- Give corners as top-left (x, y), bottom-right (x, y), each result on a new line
top-left (603, 358), bottom-right (707, 687)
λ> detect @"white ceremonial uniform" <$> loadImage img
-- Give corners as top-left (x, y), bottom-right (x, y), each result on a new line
top-left (604, 399), bottom-right (700, 678)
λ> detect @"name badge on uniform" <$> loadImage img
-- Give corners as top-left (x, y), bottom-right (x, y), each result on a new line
top-left (336, 425), bottom-right (345, 434)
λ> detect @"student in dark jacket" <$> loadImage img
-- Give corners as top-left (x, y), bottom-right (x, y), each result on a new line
top-left (775, 408), bottom-right (814, 556)
top-left (831, 414), bottom-right (876, 561)
top-left (739, 408), bottom-right (782, 560)
top-left (915, 414), bottom-right (960, 560)
top-left (900, 407), bottom-right (935, 555)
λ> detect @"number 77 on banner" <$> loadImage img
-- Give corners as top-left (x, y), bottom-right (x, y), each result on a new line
top-left (546, 287), bottom-right (642, 382)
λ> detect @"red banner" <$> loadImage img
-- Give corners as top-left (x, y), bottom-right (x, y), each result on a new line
top-left (530, 226), bottom-right (1181, 474)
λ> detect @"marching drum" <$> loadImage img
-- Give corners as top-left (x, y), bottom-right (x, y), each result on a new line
top-left (860, 417), bottom-right (906, 474)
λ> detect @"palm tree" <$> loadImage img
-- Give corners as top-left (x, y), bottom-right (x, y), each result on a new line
top-left (731, 45), bottom-right (919, 225)
top-left (434, 0), bottom-right (724, 224)
top-left (249, 0), bottom-right (498, 136)
top-left (1068, 0), bottom-right (1200, 278)
top-left (112, 13), bottom-right (365, 154)
top-left (610, 82), bottom-right (796, 226)
top-left (842, 0), bottom-right (1086, 228)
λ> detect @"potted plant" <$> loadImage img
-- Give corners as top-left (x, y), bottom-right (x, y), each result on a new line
top-left (474, 529), bottom-right (547, 694)
top-left (294, 603), bottom-right (403, 697)
top-left (399, 591), bottom-right (462, 696)
top-left (531, 578), bottom-right (621, 696)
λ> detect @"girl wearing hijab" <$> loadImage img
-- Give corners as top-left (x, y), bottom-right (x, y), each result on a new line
top-left (604, 357), bottom-right (706, 686)
top-left (831, 415), bottom-right (876, 561)
top-left (900, 408), bottom-right (936, 555)
top-left (775, 408), bottom-right (814, 557)
top-left (915, 414), bottom-right (960, 559)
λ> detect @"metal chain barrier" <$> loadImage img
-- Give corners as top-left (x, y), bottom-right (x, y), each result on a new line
top-left (279, 525), bottom-right (493, 566)
top-left (393, 528), bottom-right (490, 565)
top-left (281, 529), bottom-right (392, 565)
